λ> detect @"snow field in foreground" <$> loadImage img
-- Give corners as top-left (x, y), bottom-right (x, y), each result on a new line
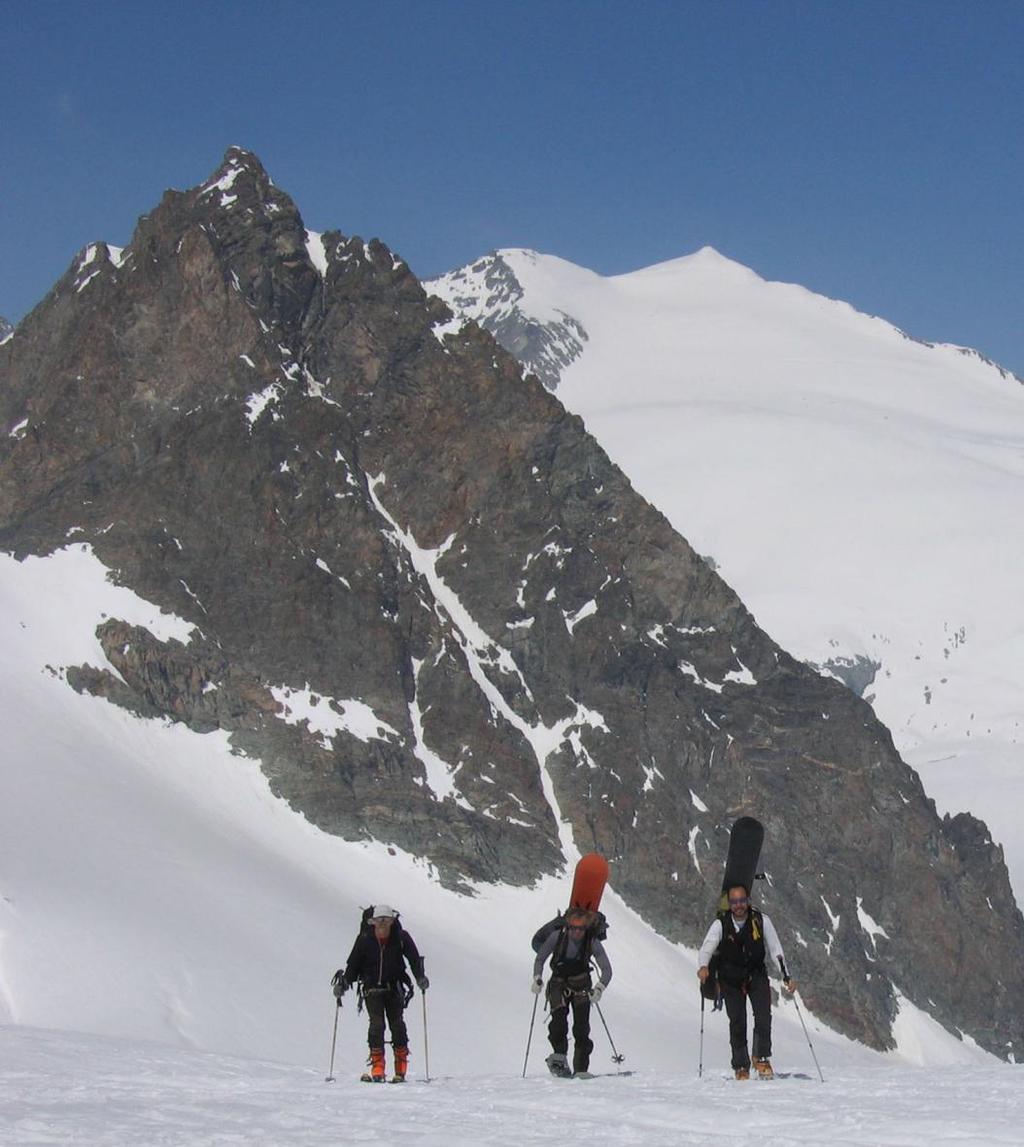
top-left (1, 1026), bottom-right (1022, 1147)
top-left (0, 538), bottom-right (1008, 1145)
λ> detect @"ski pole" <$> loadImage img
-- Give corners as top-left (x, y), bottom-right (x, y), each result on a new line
top-left (325, 1002), bottom-right (341, 1083)
top-left (522, 993), bottom-right (539, 1078)
top-left (422, 990), bottom-right (432, 1082)
top-left (593, 1000), bottom-right (625, 1064)
top-left (698, 991), bottom-right (706, 1079)
top-left (791, 991), bottom-right (825, 1083)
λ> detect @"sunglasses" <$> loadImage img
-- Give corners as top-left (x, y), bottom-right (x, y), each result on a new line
top-left (567, 924), bottom-right (587, 931)
top-left (728, 897), bottom-right (749, 906)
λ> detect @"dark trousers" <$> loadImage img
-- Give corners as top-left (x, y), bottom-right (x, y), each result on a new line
top-left (721, 971), bottom-right (772, 1069)
top-left (364, 987), bottom-right (408, 1050)
top-left (547, 978), bottom-right (594, 1072)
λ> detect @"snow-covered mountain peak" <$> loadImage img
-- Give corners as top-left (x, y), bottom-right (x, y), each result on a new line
top-left (427, 249), bottom-right (593, 389)
top-left (619, 244), bottom-right (764, 285)
top-left (434, 241), bottom-right (1024, 905)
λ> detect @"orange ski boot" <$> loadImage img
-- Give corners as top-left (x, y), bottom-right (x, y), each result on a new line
top-left (360, 1048), bottom-right (386, 1082)
top-left (753, 1057), bottom-right (774, 1080)
top-left (392, 1045), bottom-right (409, 1083)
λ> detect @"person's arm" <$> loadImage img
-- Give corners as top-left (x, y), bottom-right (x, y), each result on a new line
top-left (401, 932), bottom-right (428, 987)
top-left (533, 929), bottom-right (558, 979)
top-left (590, 939), bottom-right (612, 987)
top-left (697, 918), bottom-right (723, 974)
top-left (762, 914), bottom-right (796, 992)
top-left (343, 934), bottom-right (364, 984)
top-left (761, 914), bottom-right (785, 967)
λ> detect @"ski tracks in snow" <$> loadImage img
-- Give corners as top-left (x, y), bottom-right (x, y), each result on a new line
top-left (2, 1027), bottom-right (1024, 1146)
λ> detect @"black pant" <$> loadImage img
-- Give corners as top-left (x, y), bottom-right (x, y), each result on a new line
top-left (547, 977), bottom-right (594, 1072)
top-left (721, 970), bottom-right (772, 1069)
top-left (364, 987), bottom-right (408, 1050)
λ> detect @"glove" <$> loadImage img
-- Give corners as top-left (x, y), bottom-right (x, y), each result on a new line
top-left (783, 978), bottom-right (797, 995)
top-left (417, 975), bottom-right (430, 992)
top-left (331, 970), bottom-right (349, 1000)
top-left (531, 976), bottom-right (543, 995)
top-left (590, 983), bottom-right (604, 1003)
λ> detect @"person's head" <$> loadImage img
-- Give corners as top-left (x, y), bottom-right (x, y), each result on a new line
top-left (727, 885), bottom-right (750, 918)
top-left (370, 905), bottom-right (397, 939)
top-left (565, 909), bottom-right (592, 937)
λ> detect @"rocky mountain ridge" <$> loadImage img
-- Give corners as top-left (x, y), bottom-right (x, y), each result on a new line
top-left (426, 246), bottom-right (1024, 908)
top-left (2, 148), bottom-right (1023, 1058)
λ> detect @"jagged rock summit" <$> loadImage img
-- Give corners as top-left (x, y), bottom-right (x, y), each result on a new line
top-left (2, 148), bottom-right (1023, 1058)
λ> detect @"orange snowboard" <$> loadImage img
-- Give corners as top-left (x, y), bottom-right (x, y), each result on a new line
top-left (569, 852), bottom-right (609, 913)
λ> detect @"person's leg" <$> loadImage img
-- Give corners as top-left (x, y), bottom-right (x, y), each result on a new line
top-left (365, 992), bottom-right (386, 1050)
top-left (721, 982), bottom-right (751, 1071)
top-left (749, 972), bottom-right (773, 1069)
top-left (544, 979), bottom-right (571, 1074)
top-left (384, 990), bottom-right (409, 1079)
top-left (363, 993), bottom-right (387, 1080)
top-left (570, 994), bottom-right (593, 1073)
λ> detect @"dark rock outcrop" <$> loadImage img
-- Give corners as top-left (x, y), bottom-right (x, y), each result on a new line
top-left (2, 147), bottom-right (1023, 1058)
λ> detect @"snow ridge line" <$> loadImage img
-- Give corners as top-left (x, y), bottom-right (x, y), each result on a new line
top-left (367, 474), bottom-right (582, 865)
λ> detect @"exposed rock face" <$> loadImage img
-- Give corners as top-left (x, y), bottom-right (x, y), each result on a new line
top-left (2, 148), bottom-right (1023, 1058)
top-left (0, 317), bottom-right (12, 342)
top-left (429, 252), bottom-right (587, 389)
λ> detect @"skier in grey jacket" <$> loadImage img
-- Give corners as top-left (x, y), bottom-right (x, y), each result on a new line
top-left (532, 908), bottom-right (612, 1077)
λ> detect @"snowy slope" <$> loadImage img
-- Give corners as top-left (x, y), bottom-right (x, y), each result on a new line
top-left (0, 546), bottom-right (991, 1087)
top-left (1, 1026), bottom-right (1021, 1146)
top-left (428, 248), bottom-right (1024, 892)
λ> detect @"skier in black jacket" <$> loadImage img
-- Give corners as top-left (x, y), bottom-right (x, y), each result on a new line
top-left (697, 884), bottom-right (796, 1079)
top-left (332, 905), bottom-right (428, 1082)
top-left (532, 908), bottom-right (612, 1078)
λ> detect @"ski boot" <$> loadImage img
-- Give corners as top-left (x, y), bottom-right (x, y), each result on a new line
top-left (392, 1045), bottom-right (409, 1083)
top-left (734, 1066), bottom-right (750, 1080)
top-left (360, 1048), bottom-right (386, 1083)
top-left (545, 1052), bottom-right (573, 1078)
top-left (753, 1057), bottom-right (774, 1080)
top-left (573, 1054), bottom-right (593, 1079)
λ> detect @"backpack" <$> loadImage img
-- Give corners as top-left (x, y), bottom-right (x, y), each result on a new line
top-left (356, 906), bottom-right (414, 1005)
top-left (531, 908), bottom-right (609, 953)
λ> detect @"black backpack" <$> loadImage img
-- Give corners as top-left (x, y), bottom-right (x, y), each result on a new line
top-left (531, 908), bottom-right (609, 953)
top-left (356, 906), bottom-right (414, 1005)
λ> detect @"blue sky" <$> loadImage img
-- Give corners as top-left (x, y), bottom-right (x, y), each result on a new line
top-left (2, 1), bottom-right (1022, 373)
